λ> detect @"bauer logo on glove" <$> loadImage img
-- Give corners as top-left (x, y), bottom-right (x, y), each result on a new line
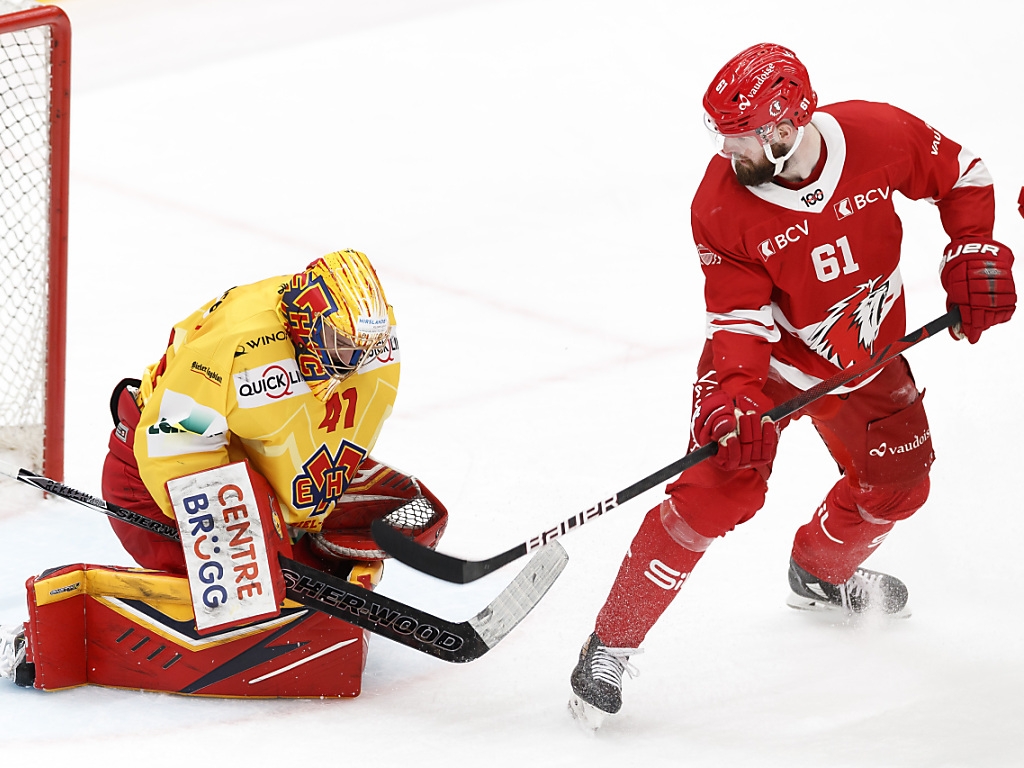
top-left (939, 237), bottom-right (1017, 344)
top-left (941, 241), bottom-right (1003, 262)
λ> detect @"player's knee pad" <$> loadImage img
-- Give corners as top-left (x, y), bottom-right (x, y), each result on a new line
top-left (659, 499), bottom-right (715, 552)
top-left (664, 461), bottom-right (767, 539)
top-left (848, 475), bottom-right (930, 524)
top-left (305, 457), bottom-right (448, 565)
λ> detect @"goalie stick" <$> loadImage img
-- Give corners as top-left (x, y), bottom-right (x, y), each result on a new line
top-left (0, 461), bottom-right (567, 663)
top-left (372, 308), bottom-right (961, 583)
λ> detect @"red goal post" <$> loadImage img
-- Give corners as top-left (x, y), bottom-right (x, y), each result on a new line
top-left (0, 1), bottom-right (69, 481)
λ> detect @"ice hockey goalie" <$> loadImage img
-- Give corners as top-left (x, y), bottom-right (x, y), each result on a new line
top-left (1, 251), bottom-right (449, 697)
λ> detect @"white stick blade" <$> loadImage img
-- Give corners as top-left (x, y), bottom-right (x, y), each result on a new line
top-left (468, 541), bottom-right (568, 649)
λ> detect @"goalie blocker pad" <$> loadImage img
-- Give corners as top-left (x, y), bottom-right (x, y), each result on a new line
top-left (22, 561), bottom-right (382, 697)
top-left (166, 462), bottom-right (293, 635)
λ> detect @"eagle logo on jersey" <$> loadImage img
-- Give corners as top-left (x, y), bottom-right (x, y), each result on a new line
top-left (806, 275), bottom-right (896, 368)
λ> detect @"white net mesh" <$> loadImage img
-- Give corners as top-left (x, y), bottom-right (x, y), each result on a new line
top-left (0, 0), bottom-right (52, 473)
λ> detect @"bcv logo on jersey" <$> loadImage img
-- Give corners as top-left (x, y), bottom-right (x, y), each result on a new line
top-left (834, 186), bottom-right (891, 220)
top-left (758, 219), bottom-right (809, 261)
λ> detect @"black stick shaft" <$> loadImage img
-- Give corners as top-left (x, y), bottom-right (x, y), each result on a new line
top-left (372, 308), bottom-right (959, 583)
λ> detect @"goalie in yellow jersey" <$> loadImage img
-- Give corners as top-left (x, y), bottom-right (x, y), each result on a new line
top-left (102, 248), bottom-right (448, 575)
top-left (0, 250), bottom-right (449, 698)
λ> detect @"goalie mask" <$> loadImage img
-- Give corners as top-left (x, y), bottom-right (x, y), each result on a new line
top-left (281, 250), bottom-right (391, 399)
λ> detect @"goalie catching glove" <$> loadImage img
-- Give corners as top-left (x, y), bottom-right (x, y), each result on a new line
top-left (697, 389), bottom-right (778, 471)
top-left (303, 457), bottom-right (448, 565)
top-left (940, 237), bottom-right (1016, 343)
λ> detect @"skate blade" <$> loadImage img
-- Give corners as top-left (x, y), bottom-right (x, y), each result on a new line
top-left (568, 694), bottom-right (608, 732)
top-left (786, 593), bottom-right (912, 619)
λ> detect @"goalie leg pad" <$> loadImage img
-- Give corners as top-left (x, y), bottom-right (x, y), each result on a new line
top-left (24, 562), bottom-right (379, 697)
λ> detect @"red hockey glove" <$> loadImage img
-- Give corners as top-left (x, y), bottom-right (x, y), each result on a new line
top-left (940, 238), bottom-right (1016, 344)
top-left (697, 389), bottom-right (778, 471)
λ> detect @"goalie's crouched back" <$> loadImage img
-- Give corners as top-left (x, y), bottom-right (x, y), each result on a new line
top-left (12, 379), bottom-right (449, 697)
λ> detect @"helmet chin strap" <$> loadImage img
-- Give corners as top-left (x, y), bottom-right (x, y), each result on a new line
top-left (763, 125), bottom-right (805, 176)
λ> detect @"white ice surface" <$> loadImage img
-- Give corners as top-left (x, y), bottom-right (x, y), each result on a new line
top-left (2, 1), bottom-right (1023, 765)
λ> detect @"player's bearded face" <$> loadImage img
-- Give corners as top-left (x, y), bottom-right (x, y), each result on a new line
top-left (730, 136), bottom-right (793, 186)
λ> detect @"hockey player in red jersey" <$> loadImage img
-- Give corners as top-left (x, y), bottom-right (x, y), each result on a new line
top-left (568, 43), bottom-right (1016, 727)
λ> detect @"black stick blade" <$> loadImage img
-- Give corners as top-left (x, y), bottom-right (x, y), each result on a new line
top-left (372, 518), bottom-right (527, 584)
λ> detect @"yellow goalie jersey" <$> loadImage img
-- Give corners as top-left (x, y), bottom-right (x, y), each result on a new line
top-left (133, 275), bottom-right (400, 532)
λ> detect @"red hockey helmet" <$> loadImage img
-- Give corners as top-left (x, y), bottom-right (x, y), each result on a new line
top-left (703, 43), bottom-right (817, 143)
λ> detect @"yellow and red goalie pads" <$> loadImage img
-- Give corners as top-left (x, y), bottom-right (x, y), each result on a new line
top-left (23, 561), bottom-right (381, 697)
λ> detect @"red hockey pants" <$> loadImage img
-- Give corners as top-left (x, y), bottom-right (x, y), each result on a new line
top-left (594, 343), bottom-right (933, 647)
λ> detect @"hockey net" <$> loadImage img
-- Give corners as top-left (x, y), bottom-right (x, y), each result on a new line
top-left (0, 0), bottom-right (69, 480)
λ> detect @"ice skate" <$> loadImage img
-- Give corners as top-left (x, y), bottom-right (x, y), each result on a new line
top-left (787, 558), bottom-right (910, 618)
top-left (0, 623), bottom-right (33, 687)
top-left (568, 633), bottom-right (640, 731)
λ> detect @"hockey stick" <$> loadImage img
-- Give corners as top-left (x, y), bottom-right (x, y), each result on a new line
top-left (372, 307), bottom-right (961, 583)
top-left (0, 461), bottom-right (567, 663)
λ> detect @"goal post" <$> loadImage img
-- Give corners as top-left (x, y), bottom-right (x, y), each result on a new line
top-left (0, 0), bottom-right (70, 481)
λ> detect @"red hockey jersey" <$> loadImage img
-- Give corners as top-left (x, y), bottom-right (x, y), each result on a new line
top-left (691, 100), bottom-right (995, 397)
